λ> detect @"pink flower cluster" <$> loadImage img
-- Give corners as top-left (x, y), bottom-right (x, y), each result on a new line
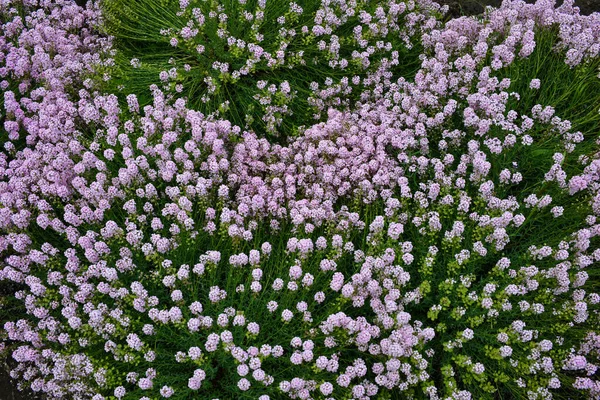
top-left (1, 1), bottom-right (600, 399)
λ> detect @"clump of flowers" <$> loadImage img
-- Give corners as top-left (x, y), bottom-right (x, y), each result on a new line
top-left (101, 0), bottom-right (444, 138)
top-left (1, 0), bottom-right (600, 399)
top-left (0, 0), bottom-right (112, 150)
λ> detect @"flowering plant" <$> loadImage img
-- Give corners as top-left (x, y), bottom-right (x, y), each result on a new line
top-left (1, 1), bottom-right (600, 400)
top-left (101, 0), bottom-right (442, 138)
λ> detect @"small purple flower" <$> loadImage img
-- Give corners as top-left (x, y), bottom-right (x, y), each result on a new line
top-left (529, 78), bottom-right (540, 89)
top-left (160, 385), bottom-right (174, 398)
top-left (238, 378), bottom-right (251, 391)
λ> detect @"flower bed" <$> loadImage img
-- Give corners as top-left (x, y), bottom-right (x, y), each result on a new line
top-left (1, 1), bottom-right (600, 399)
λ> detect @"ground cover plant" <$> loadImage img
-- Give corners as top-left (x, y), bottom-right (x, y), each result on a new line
top-left (99, 0), bottom-right (441, 140)
top-left (1, 0), bottom-right (600, 399)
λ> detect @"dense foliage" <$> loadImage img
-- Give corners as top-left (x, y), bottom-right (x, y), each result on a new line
top-left (1, 1), bottom-right (600, 399)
